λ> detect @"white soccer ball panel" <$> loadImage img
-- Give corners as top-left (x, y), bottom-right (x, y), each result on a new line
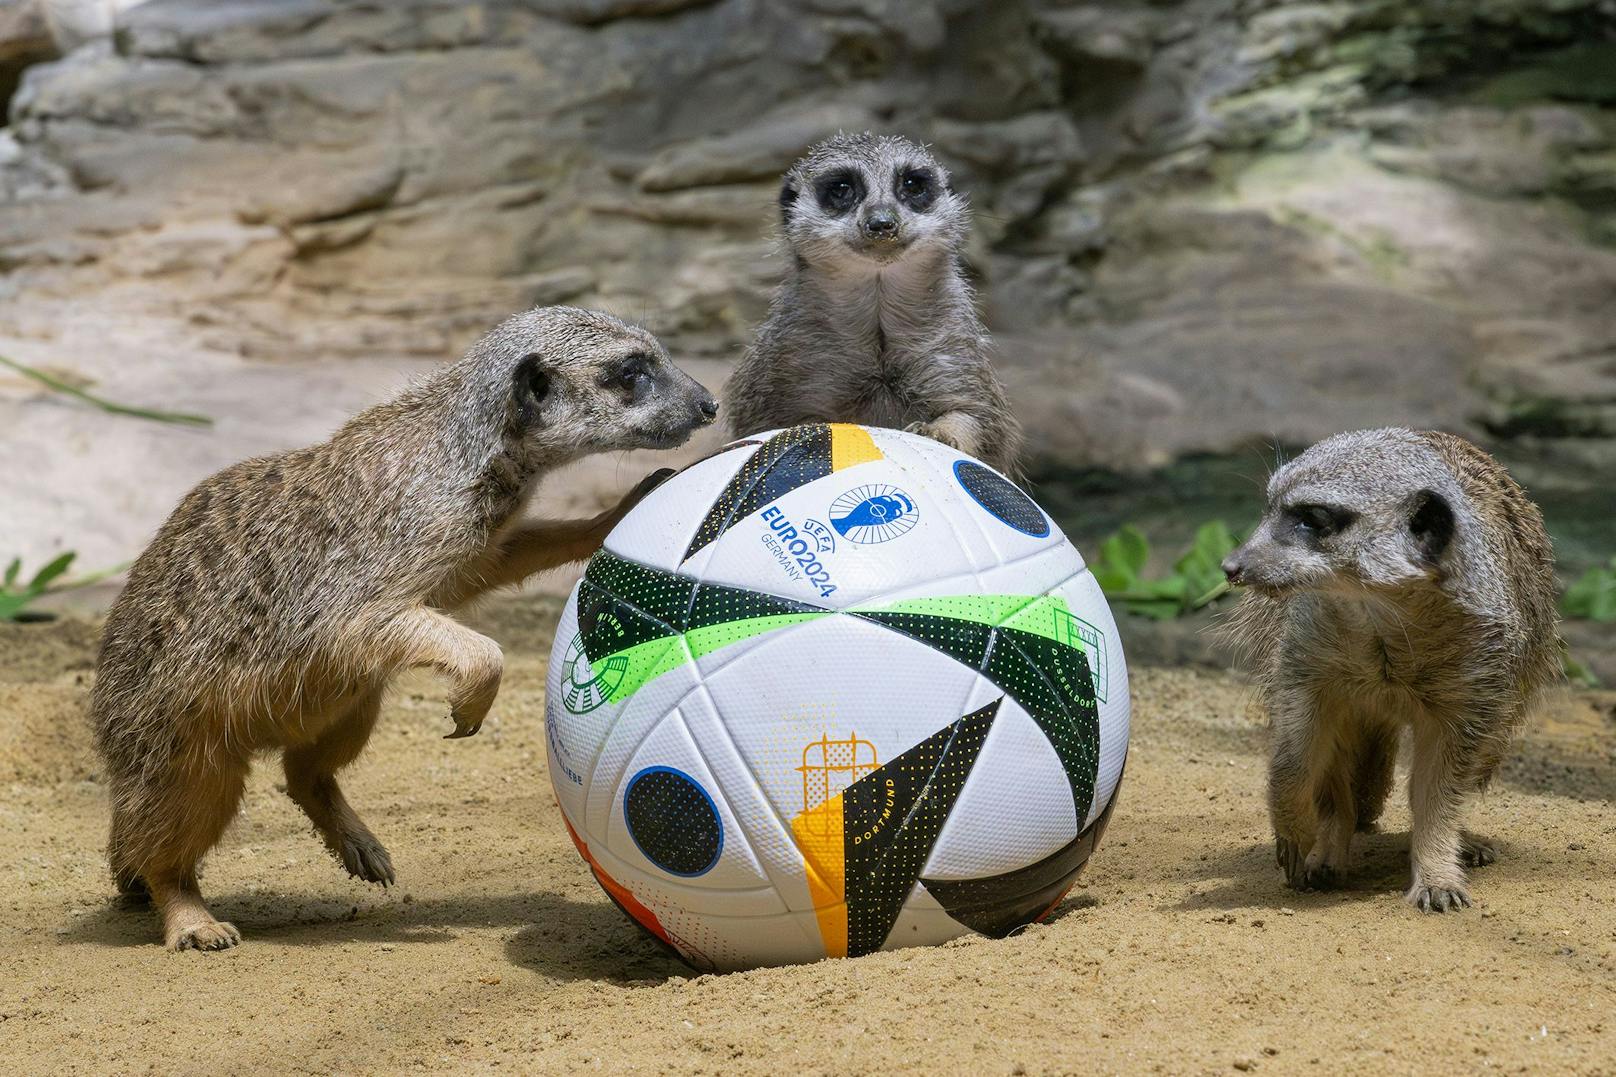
top-left (922, 689), bottom-right (1080, 882)
top-left (603, 440), bottom-right (761, 575)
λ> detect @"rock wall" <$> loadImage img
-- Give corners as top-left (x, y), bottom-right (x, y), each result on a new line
top-left (0, 0), bottom-right (1613, 473)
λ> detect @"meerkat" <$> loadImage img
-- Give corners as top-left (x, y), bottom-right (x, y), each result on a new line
top-left (90, 306), bottom-right (717, 951)
top-left (1220, 428), bottom-right (1559, 912)
top-left (724, 133), bottom-right (1023, 476)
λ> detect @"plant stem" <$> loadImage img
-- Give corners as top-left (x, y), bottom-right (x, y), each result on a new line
top-left (47, 561), bottom-right (131, 592)
top-left (0, 354), bottom-right (213, 427)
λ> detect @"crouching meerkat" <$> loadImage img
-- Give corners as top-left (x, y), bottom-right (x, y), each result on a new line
top-left (724, 133), bottom-right (1023, 476)
top-left (1220, 429), bottom-right (1558, 912)
top-left (91, 306), bottom-right (718, 950)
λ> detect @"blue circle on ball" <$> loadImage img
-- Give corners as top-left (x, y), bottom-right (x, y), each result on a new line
top-left (623, 766), bottom-right (723, 878)
top-left (953, 460), bottom-right (1050, 537)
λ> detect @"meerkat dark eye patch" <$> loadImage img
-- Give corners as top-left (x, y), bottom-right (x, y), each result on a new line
top-left (1408, 489), bottom-right (1455, 563)
top-left (602, 352), bottom-right (654, 401)
top-left (1283, 502), bottom-right (1355, 543)
top-left (895, 167), bottom-right (936, 212)
top-left (815, 170), bottom-right (864, 215)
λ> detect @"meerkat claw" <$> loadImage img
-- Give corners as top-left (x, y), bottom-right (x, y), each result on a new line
top-left (1302, 864), bottom-right (1338, 891)
top-left (1460, 836), bottom-right (1498, 868)
top-left (1407, 883), bottom-right (1472, 913)
top-left (1276, 837), bottom-right (1306, 886)
top-left (443, 715), bottom-right (482, 739)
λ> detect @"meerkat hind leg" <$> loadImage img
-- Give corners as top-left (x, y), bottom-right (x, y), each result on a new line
top-left (284, 690), bottom-right (393, 885)
top-left (137, 752), bottom-right (250, 951)
top-left (151, 868), bottom-right (242, 952)
top-left (1351, 724), bottom-right (1399, 833)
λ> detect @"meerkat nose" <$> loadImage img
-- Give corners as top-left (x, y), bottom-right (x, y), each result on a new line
top-left (863, 209), bottom-right (898, 237)
top-left (1221, 555), bottom-right (1245, 583)
top-left (700, 396), bottom-right (720, 421)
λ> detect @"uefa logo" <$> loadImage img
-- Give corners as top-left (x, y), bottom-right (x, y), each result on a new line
top-left (828, 484), bottom-right (919, 544)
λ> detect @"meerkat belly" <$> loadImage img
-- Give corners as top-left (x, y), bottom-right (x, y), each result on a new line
top-left (844, 358), bottom-right (925, 428)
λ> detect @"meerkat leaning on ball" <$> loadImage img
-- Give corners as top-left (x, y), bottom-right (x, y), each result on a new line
top-left (91, 306), bottom-right (718, 951)
top-left (724, 133), bottom-right (1023, 476)
top-left (1220, 428), bottom-right (1559, 912)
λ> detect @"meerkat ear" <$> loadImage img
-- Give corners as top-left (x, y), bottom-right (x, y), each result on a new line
top-left (778, 180), bottom-right (798, 227)
top-left (512, 352), bottom-right (554, 427)
top-left (1408, 489), bottom-right (1455, 564)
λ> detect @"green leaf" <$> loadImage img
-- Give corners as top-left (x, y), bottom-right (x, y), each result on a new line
top-left (28, 551), bottom-right (76, 592)
top-left (1190, 579), bottom-right (1233, 610)
top-left (1118, 598), bottom-right (1183, 621)
top-left (1193, 519), bottom-right (1238, 564)
top-left (1562, 651), bottom-right (1601, 689)
top-left (0, 593), bottom-right (30, 621)
top-left (3, 558), bottom-right (18, 587)
top-left (1098, 525), bottom-right (1149, 579)
top-left (1090, 566), bottom-right (1136, 595)
top-left (1563, 561), bottom-right (1616, 622)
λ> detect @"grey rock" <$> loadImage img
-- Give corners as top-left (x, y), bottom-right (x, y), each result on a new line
top-left (637, 103), bottom-right (877, 192)
top-left (1033, 5), bottom-right (1159, 69)
top-left (1, 0), bottom-right (1615, 590)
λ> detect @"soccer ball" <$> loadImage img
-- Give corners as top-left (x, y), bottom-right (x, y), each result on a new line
top-left (545, 424), bottom-right (1129, 971)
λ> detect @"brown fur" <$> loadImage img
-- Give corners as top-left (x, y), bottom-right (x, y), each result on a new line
top-left (90, 306), bottom-right (716, 950)
top-left (1220, 429), bottom-right (1559, 912)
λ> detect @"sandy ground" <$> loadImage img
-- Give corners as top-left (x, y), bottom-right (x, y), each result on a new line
top-left (2, 603), bottom-right (1614, 1076)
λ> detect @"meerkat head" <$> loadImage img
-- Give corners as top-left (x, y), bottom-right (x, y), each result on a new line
top-left (778, 133), bottom-right (967, 271)
top-left (471, 306), bottom-right (717, 466)
top-left (1222, 429), bottom-right (1474, 599)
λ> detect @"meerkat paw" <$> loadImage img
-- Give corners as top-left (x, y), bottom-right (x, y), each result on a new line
top-left (1301, 862), bottom-right (1340, 891)
top-left (903, 420), bottom-right (959, 450)
top-left (1460, 834), bottom-right (1498, 868)
top-left (1405, 879), bottom-right (1472, 913)
top-left (338, 834), bottom-right (396, 886)
top-left (169, 918), bottom-right (242, 952)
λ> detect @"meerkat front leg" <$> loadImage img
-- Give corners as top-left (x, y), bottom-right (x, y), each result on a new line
top-left (1268, 687), bottom-right (1359, 890)
top-left (373, 607), bottom-right (503, 739)
top-left (1267, 689), bottom-right (1321, 889)
top-left (462, 470), bottom-right (674, 602)
top-left (1405, 718), bottom-right (1474, 912)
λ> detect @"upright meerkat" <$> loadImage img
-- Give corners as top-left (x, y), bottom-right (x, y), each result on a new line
top-left (724, 133), bottom-right (1023, 475)
top-left (91, 306), bottom-right (718, 951)
top-left (1220, 429), bottom-right (1558, 912)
